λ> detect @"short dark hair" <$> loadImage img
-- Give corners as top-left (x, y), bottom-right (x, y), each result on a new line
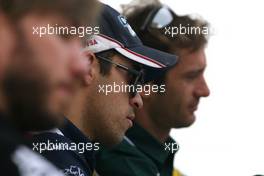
top-left (0, 0), bottom-right (99, 27)
top-left (123, 3), bottom-right (209, 84)
top-left (96, 50), bottom-right (116, 76)
top-left (123, 4), bottom-right (209, 53)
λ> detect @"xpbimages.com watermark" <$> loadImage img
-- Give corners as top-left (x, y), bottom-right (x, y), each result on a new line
top-left (164, 142), bottom-right (179, 154)
top-left (32, 24), bottom-right (100, 38)
top-left (164, 24), bottom-right (210, 38)
top-left (98, 82), bottom-right (166, 96)
top-left (32, 140), bottom-right (100, 154)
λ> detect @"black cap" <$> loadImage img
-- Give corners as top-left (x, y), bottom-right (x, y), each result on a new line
top-left (84, 4), bottom-right (178, 82)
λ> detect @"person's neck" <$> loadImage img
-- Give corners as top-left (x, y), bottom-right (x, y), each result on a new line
top-left (65, 89), bottom-right (95, 141)
top-left (0, 91), bottom-right (7, 113)
top-left (135, 108), bottom-right (170, 143)
top-left (65, 90), bottom-right (86, 134)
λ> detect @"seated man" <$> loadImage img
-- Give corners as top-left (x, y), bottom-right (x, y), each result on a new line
top-left (31, 4), bottom-right (178, 176)
top-left (96, 1), bottom-right (210, 176)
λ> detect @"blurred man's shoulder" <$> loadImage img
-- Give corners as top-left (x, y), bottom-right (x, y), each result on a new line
top-left (0, 117), bottom-right (64, 176)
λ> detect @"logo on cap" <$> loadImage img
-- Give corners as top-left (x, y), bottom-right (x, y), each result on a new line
top-left (87, 39), bottom-right (98, 46)
top-left (118, 15), bottom-right (137, 37)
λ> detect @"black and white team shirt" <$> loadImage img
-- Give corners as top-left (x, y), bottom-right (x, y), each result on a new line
top-left (0, 113), bottom-right (64, 176)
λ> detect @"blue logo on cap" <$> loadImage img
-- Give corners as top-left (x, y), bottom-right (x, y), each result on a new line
top-left (118, 15), bottom-right (136, 37)
top-left (118, 15), bottom-right (128, 26)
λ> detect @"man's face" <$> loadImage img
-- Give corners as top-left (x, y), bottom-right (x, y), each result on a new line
top-left (149, 48), bottom-right (210, 128)
top-left (84, 54), bottom-right (143, 147)
top-left (3, 14), bottom-right (88, 131)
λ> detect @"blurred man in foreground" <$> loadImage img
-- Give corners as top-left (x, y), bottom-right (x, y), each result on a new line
top-left (0, 0), bottom-right (99, 175)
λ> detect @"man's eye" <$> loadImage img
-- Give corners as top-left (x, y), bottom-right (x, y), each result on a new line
top-left (128, 74), bottom-right (136, 85)
top-left (185, 72), bottom-right (199, 80)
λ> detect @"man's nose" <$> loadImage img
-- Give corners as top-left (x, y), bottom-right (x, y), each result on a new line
top-left (129, 93), bottom-right (143, 109)
top-left (195, 77), bottom-right (210, 98)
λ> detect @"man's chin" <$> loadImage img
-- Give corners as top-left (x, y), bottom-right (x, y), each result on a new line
top-left (185, 113), bottom-right (196, 127)
top-left (49, 95), bottom-right (72, 116)
top-left (175, 114), bottom-right (196, 128)
top-left (100, 134), bottom-right (124, 149)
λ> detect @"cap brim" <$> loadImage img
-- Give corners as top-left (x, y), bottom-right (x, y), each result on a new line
top-left (85, 34), bottom-right (178, 83)
top-left (115, 45), bottom-right (178, 68)
top-left (85, 34), bottom-right (178, 69)
top-left (115, 45), bottom-right (178, 82)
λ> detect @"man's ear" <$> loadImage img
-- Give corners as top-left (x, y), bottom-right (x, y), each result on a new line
top-left (82, 50), bottom-right (97, 86)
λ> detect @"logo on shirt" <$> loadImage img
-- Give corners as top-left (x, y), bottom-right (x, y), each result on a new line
top-left (64, 165), bottom-right (85, 176)
top-left (11, 145), bottom-right (64, 176)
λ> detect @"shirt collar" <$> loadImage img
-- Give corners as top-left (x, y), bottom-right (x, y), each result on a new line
top-left (59, 118), bottom-right (96, 169)
top-left (126, 123), bottom-right (178, 165)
